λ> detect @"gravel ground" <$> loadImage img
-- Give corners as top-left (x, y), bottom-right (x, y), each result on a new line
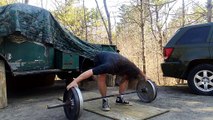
top-left (0, 80), bottom-right (212, 120)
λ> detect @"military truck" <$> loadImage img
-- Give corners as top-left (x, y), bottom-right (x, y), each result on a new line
top-left (0, 3), bottom-right (117, 88)
top-left (0, 35), bottom-right (116, 88)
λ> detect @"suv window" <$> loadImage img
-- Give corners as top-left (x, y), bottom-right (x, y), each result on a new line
top-left (176, 26), bottom-right (210, 45)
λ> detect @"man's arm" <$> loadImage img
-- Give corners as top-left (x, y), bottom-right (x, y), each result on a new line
top-left (66, 69), bottom-right (93, 90)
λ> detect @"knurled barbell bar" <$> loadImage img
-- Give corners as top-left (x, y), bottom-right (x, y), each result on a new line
top-left (47, 79), bottom-right (157, 120)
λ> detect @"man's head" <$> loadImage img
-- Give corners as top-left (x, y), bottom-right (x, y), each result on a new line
top-left (118, 60), bottom-right (143, 81)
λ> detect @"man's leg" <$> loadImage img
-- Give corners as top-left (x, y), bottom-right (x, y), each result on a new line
top-left (97, 74), bottom-right (107, 96)
top-left (119, 79), bottom-right (128, 94)
top-left (97, 74), bottom-right (110, 111)
top-left (116, 79), bottom-right (132, 105)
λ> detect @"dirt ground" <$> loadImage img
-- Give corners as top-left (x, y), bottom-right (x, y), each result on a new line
top-left (0, 80), bottom-right (212, 120)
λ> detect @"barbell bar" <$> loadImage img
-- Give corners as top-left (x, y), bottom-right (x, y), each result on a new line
top-left (47, 91), bottom-right (140, 109)
top-left (47, 79), bottom-right (157, 120)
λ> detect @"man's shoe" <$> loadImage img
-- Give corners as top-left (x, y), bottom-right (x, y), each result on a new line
top-left (116, 96), bottom-right (132, 106)
top-left (102, 99), bottom-right (110, 111)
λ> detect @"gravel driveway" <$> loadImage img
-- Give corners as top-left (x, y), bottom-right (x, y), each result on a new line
top-left (0, 81), bottom-right (212, 120)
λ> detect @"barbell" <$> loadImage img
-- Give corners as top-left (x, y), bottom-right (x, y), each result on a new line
top-left (47, 79), bottom-right (157, 120)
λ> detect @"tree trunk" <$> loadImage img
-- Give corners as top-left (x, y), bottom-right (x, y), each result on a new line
top-left (83, 0), bottom-right (88, 41)
top-left (182, 0), bottom-right (185, 27)
top-left (139, 0), bottom-right (146, 74)
top-left (95, 0), bottom-right (112, 44)
top-left (207, 0), bottom-right (212, 22)
top-left (40, 0), bottom-right (43, 8)
top-left (103, 0), bottom-right (112, 44)
top-left (24, 0), bottom-right (29, 4)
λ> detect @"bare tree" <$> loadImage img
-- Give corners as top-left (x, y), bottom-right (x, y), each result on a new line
top-left (139, 0), bottom-right (146, 74)
top-left (182, 0), bottom-right (185, 27)
top-left (148, 0), bottom-right (176, 53)
top-left (83, 0), bottom-right (88, 41)
top-left (95, 0), bottom-right (112, 44)
top-left (118, 0), bottom-right (148, 73)
top-left (147, 0), bottom-right (176, 85)
top-left (24, 0), bottom-right (29, 4)
top-left (103, 0), bottom-right (112, 44)
top-left (207, 0), bottom-right (212, 22)
top-left (40, 0), bottom-right (43, 8)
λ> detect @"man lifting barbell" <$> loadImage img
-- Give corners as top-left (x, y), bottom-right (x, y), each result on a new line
top-left (66, 51), bottom-right (147, 111)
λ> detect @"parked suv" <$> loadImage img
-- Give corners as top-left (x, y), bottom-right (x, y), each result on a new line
top-left (161, 23), bottom-right (213, 95)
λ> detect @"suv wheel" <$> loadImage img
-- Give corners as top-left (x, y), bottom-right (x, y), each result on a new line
top-left (188, 64), bottom-right (213, 95)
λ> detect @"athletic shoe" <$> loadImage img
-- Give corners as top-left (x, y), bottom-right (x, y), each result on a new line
top-left (102, 99), bottom-right (110, 111)
top-left (116, 96), bottom-right (132, 106)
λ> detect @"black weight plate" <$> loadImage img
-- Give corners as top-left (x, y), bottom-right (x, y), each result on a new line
top-left (63, 87), bottom-right (83, 120)
top-left (136, 79), bottom-right (157, 103)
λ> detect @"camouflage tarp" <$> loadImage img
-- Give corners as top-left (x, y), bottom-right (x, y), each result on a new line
top-left (0, 3), bottom-right (102, 60)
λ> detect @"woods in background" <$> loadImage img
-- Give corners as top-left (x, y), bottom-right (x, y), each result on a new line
top-left (0, 0), bottom-right (211, 85)
top-left (116, 0), bottom-right (209, 85)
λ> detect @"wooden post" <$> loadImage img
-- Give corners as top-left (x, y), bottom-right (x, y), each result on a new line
top-left (106, 74), bottom-right (115, 87)
top-left (0, 60), bottom-right (7, 108)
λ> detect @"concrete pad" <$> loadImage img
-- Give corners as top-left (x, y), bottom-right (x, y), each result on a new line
top-left (83, 92), bottom-right (169, 120)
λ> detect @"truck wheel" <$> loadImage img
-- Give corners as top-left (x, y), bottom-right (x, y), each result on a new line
top-left (187, 64), bottom-right (213, 95)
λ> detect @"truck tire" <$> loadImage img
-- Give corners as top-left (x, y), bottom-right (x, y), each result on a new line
top-left (187, 64), bottom-right (213, 95)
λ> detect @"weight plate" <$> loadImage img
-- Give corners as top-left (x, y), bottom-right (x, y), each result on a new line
top-left (63, 87), bottom-right (83, 120)
top-left (74, 87), bottom-right (83, 117)
top-left (136, 79), bottom-right (157, 103)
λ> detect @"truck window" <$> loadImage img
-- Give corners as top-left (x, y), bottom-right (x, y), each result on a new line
top-left (176, 26), bottom-right (210, 45)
